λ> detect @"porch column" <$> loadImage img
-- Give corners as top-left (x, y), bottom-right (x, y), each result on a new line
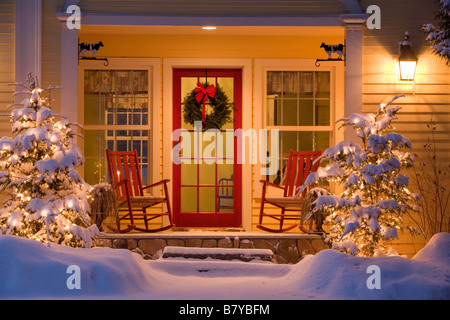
top-left (57, 16), bottom-right (79, 127)
top-left (14, 0), bottom-right (42, 94)
top-left (342, 15), bottom-right (366, 142)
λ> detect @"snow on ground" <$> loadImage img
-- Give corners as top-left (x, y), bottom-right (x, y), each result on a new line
top-left (0, 233), bottom-right (449, 300)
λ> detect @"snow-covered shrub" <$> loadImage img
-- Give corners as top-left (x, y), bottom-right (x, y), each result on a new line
top-left (422, 0), bottom-right (450, 65)
top-left (297, 95), bottom-right (419, 256)
top-left (0, 74), bottom-right (98, 247)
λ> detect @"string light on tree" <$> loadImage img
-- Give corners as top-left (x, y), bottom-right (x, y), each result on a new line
top-left (0, 73), bottom-right (98, 248)
top-left (297, 94), bottom-right (419, 257)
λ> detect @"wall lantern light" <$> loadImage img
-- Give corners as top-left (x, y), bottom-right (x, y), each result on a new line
top-left (398, 31), bottom-right (418, 81)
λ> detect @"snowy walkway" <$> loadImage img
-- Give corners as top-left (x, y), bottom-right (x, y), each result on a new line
top-left (0, 233), bottom-right (449, 300)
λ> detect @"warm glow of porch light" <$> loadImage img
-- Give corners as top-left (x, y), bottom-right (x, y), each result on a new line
top-left (398, 60), bottom-right (417, 81)
top-left (397, 31), bottom-right (418, 81)
top-left (202, 26), bottom-right (217, 30)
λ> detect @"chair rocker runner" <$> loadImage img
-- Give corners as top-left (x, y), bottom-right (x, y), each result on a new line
top-left (106, 149), bottom-right (173, 233)
top-left (257, 149), bottom-right (323, 233)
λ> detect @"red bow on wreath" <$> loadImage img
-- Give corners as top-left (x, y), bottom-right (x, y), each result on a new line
top-left (194, 82), bottom-right (216, 125)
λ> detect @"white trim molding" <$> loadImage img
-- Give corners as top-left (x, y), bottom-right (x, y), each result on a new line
top-left (79, 13), bottom-right (346, 27)
top-left (342, 15), bottom-right (367, 142)
top-left (78, 58), bottom-right (161, 185)
top-left (14, 0), bottom-right (42, 92)
top-left (253, 59), bottom-right (344, 199)
top-left (162, 58), bottom-right (252, 230)
top-left (57, 13), bottom-right (79, 132)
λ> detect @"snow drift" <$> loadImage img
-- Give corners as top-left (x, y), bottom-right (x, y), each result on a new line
top-left (0, 233), bottom-right (449, 300)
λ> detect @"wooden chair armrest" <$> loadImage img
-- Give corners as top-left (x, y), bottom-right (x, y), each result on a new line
top-left (142, 179), bottom-right (170, 190)
top-left (111, 179), bottom-right (132, 198)
top-left (259, 180), bottom-right (285, 190)
top-left (114, 179), bottom-right (128, 187)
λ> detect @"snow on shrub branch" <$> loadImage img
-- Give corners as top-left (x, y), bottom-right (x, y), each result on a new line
top-left (422, 0), bottom-right (450, 65)
top-left (296, 94), bottom-right (419, 257)
top-left (0, 73), bottom-right (98, 248)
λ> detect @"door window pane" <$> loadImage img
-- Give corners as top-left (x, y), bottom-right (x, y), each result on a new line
top-left (179, 75), bottom-right (236, 214)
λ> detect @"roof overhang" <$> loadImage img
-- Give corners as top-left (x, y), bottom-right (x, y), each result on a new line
top-left (57, 12), bottom-right (368, 28)
top-left (57, 12), bottom-right (367, 38)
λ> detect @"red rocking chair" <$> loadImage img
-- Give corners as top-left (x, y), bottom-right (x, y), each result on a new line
top-left (106, 149), bottom-right (173, 233)
top-left (257, 149), bottom-right (323, 233)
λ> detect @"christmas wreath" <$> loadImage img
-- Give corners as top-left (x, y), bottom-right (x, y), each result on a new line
top-left (183, 82), bottom-right (234, 131)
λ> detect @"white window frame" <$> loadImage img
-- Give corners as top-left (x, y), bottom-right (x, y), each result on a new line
top-left (78, 58), bottom-right (161, 184)
top-left (253, 59), bottom-right (344, 198)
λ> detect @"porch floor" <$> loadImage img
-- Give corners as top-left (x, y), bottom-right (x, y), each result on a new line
top-left (95, 229), bottom-right (328, 264)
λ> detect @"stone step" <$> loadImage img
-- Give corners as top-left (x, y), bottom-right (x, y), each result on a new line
top-left (96, 233), bottom-right (329, 263)
top-left (161, 246), bottom-right (276, 263)
top-left (150, 258), bottom-right (291, 277)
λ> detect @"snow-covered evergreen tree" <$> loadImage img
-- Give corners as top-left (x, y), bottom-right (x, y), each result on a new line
top-left (0, 74), bottom-right (98, 248)
top-left (423, 0), bottom-right (450, 65)
top-left (297, 95), bottom-right (418, 257)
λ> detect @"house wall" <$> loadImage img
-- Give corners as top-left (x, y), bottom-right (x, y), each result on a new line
top-left (3, 0), bottom-right (448, 257)
top-left (361, 0), bottom-right (450, 162)
top-left (79, 33), bottom-right (343, 60)
top-left (0, 0), bottom-right (15, 138)
top-left (360, 0), bottom-right (450, 256)
top-left (77, 0), bottom-right (450, 257)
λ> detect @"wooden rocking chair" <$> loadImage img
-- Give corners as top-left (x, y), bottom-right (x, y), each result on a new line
top-left (257, 149), bottom-right (323, 233)
top-left (106, 149), bottom-right (173, 233)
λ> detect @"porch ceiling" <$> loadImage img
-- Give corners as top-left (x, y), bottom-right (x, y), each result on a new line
top-left (80, 25), bottom-right (345, 37)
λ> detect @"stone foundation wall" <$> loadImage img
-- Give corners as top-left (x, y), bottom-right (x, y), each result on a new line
top-left (95, 234), bottom-right (329, 264)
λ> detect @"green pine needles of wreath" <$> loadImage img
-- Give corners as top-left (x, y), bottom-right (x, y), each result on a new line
top-left (183, 83), bottom-right (235, 131)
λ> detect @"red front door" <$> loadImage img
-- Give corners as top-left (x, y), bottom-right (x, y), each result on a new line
top-left (172, 68), bottom-right (242, 227)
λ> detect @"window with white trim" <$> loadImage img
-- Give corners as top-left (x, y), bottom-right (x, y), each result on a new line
top-left (82, 69), bottom-right (151, 185)
top-left (265, 70), bottom-right (332, 185)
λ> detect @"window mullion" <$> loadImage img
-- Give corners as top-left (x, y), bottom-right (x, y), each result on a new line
top-left (83, 68), bottom-right (151, 185)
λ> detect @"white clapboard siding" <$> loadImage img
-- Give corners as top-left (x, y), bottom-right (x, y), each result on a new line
top-left (0, 0), bottom-right (14, 139)
top-left (361, 0), bottom-right (450, 162)
top-left (360, 0), bottom-right (450, 254)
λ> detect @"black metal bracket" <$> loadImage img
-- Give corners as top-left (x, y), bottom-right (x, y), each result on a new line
top-left (315, 41), bottom-right (346, 67)
top-left (79, 56), bottom-right (109, 66)
top-left (315, 58), bottom-right (345, 67)
top-left (78, 38), bottom-right (109, 66)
